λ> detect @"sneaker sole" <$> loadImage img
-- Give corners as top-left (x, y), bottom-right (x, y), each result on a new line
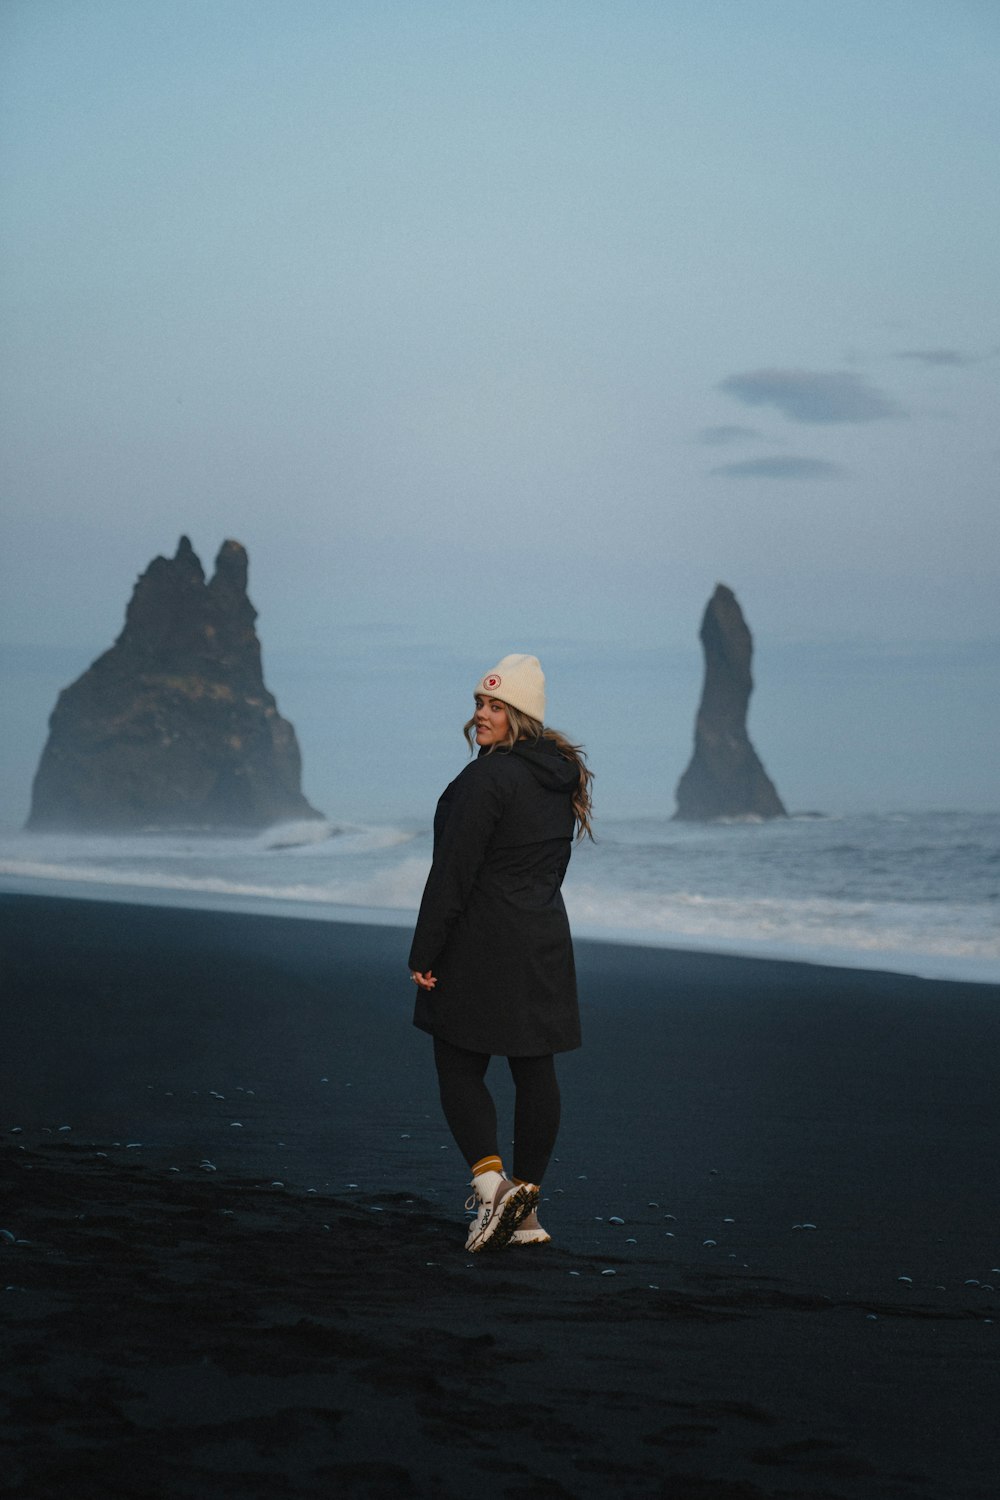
top-left (510, 1228), bottom-right (551, 1246)
top-left (468, 1184), bottom-right (538, 1253)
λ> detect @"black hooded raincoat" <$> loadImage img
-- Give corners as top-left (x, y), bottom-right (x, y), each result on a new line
top-left (409, 739), bottom-right (581, 1057)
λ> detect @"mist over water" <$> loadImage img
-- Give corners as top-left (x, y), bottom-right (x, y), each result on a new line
top-left (3, 636), bottom-right (1000, 832)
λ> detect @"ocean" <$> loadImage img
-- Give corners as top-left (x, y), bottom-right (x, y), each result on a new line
top-left (1, 809), bottom-right (997, 985)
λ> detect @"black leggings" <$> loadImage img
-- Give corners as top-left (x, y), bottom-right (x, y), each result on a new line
top-left (432, 1036), bottom-right (561, 1185)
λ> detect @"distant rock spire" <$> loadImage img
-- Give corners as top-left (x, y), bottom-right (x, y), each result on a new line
top-left (674, 584), bottom-right (786, 821)
top-left (27, 537), bottom-right (324, 831)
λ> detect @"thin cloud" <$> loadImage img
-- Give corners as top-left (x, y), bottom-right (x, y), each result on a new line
top-left (711, 456), bottom-right (845, 480)
top-left (697, 424), bottom-right (763, 446)
top-left (718, 369), bottom-right (902, 423)
top-left (895, 348), bottom-right (977, 367)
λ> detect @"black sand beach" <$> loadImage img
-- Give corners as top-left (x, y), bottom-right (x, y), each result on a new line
top-left (2, 892), bottom-right (998, 1499)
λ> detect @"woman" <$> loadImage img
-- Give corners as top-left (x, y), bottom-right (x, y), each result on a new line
top-left (409, 653), bottom-right (593, 1253)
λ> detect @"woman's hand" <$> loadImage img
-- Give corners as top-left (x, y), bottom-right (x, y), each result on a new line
top-left (410, 969), bottom-right (437, 990)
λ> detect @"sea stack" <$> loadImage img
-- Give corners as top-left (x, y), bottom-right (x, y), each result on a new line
top-left (27, 537), bottom-right (324, 831)
top-left (674, 583), bottom-right (786, 822)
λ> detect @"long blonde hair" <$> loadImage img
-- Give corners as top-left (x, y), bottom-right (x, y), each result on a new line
top-left (463, 701), bottom-right (595, 841)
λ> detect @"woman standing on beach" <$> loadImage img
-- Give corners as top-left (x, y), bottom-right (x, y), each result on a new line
top-left (409, 653), bottom-right (593, 1253)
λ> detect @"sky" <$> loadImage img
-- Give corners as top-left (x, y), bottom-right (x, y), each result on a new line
top-left (1, 0), bottom-right (998, 822)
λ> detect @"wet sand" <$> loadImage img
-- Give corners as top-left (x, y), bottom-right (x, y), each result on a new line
top-left (2, 892), bottom-right (998, 1498)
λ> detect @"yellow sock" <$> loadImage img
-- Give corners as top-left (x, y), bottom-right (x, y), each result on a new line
top-left (472, 1154), bottom-right (503, 1178)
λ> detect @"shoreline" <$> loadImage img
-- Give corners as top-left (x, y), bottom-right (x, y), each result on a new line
top-left (2, 872), bottom-right (996, 986)
top-left (3, 890), bottom-right (999, 1497)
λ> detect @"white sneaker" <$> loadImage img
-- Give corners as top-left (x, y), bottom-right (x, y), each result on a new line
top-left (464, 1195), bottom-right (487, 1251)
top-left (509, 1209), bottom-right (551, 1246)
top-left (464, 1171), bottom-right (538, 1253)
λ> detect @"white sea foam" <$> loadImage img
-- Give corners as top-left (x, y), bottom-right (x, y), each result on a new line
top-left (0, 852), bottom-right (431, 912)
top-left (563, 883), bottom-right (1000, 981)
top-left (565, 883), bottom-right (995, 954)
top-left (259, 819), bottom-right (340, 849)
top-left (259, 820), bottom-right (420, 855)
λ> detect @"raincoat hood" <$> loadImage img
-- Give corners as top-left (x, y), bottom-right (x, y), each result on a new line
top-left (506, 737), bottom-right (579, 794)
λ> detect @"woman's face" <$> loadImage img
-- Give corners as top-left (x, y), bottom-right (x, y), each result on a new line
top-left (473, 695), bottom-right (510, 747)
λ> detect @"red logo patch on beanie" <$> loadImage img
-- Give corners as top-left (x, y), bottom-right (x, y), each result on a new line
top-left (483, 674), bottom-right (502, 690)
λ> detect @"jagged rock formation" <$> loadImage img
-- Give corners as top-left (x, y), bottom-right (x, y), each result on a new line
top-left (674, 584), bottom-right (786, 822)
top-left (28, 537), bottom-right (324, 831)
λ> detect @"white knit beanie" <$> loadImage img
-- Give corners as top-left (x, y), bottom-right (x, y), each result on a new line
top-left (474, 653), bottom-right (546, 722)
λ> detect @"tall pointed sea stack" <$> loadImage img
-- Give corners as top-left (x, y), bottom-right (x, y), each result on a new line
top-left (674, 584), bottom-right (786, 822)
top-left (27, 537), bottom-right (324, 831)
